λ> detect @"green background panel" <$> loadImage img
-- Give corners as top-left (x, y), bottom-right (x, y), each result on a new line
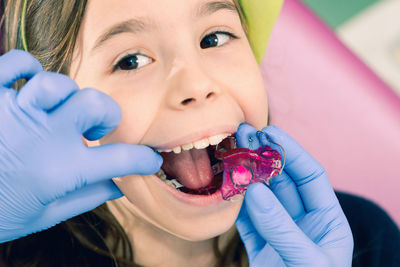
top-left (302, 0), bottom-right (381, 28)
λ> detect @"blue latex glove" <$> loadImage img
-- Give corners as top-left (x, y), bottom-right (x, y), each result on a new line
top-left (235, 124), bottom-right (354, 266)
top-left (0, 50), bottom-right (163, 243)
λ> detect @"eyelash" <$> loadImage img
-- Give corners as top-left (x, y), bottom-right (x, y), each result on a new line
top-left (112, 30), bottom-right (239, 73)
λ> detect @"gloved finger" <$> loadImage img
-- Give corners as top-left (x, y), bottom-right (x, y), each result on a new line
top-left (257, 131), bottom-right (305, 220)
top-left (245, 183), bottom-right (324, 266)
top-left (236, 206), bottom-right (285, 266)
top-left (36, 180), bottom-right (122, 229)
top-left (52, 88), bottom-right (121, 141)
top-left (0, 49), bottom-right (43, 87)
top-left (235, 123), bottom-right (262, 149)
top-left (17, 71), bottom-right (79, 112)
top-left (267, 172), bottom-right (305, 220)
top-left (261, 126), bottom-right (337, 212)
top-left (253, 244), bottom-right (286, 267)
top-left (236, 200), bottom-right (266, 256)
top-left (80, 143), bottom-right (163, 186)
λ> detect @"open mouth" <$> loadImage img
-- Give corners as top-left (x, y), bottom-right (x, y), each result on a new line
top-left (155, 134), bottom-right (234, 196)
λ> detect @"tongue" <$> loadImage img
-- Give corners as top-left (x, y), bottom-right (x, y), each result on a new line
top-left (161, 148), bottom-right (214, 189)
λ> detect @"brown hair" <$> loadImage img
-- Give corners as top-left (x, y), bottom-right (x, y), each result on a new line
top-left (0, 0), bottom-right (249, 266)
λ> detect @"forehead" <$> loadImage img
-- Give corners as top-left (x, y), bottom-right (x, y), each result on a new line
top-left (83, 0), bottom-right (238, 34)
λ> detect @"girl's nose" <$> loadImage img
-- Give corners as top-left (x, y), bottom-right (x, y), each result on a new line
top-left (165, 59), bottom-right (221, 109)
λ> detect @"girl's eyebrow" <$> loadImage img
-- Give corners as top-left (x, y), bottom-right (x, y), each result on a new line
top-left (90, 0), bottom-right (238, 54)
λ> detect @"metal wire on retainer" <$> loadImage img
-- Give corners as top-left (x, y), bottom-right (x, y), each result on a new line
top-left (256, 130), bottom-right (286, 185)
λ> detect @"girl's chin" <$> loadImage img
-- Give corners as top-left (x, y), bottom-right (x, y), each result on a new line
top-left (172, 221), bottom-right (238, 242)
top-left (111, 174), bottom-right (242, 240)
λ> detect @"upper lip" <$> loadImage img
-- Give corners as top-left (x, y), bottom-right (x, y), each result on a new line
top-left (153, 124), bottom-right (237, 150)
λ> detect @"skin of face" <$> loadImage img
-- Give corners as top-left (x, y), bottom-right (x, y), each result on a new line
top-left (70, 0), bottom-right (269, 264)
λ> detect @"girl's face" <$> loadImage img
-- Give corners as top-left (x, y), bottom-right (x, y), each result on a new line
top-left (70, 0), bottom-right (268, 241)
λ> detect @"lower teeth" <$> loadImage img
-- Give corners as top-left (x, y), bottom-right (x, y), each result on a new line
top-left (155, 169), bottom-right (183, 189)
top-left (165, 178), bottom-right (184, 189)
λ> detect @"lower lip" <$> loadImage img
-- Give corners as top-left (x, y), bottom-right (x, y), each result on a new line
top-left (151, 174), bottom-right (225, 206)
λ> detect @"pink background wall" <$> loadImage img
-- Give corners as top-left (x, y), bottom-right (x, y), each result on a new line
top-left (262, 0), bottom-right (400, 224)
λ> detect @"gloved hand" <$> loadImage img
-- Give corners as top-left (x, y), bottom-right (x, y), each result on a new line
top-left (235, 124), bottom-right (354, 266)
top-left (0, 50), bottom-right (163, 243)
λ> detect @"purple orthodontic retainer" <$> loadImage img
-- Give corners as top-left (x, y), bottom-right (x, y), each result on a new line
top-left (212, 133), bottom-right (285, 201)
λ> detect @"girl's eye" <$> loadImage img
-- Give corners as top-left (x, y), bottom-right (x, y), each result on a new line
top-left (113, 54), bottom-right (152, 72)
top-left (113, 31), bottom-right (238, 72)
top-left (200, 31), bottom-right (238, 49)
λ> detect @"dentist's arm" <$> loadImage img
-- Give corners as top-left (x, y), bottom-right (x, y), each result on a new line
top-left (0, 50), bottom-right (163, 243)
top-left (235, 124), bottom-right (354, 266)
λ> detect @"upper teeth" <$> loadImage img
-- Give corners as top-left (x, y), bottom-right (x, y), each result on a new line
top-left (157, 133), bottom-right (231, 154)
